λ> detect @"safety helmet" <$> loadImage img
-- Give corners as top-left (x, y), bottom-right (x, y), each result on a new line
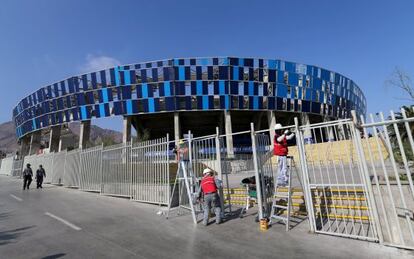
top-left (178, 140), bottom-right (185, 145)
top-left (274, 123), bottom-right (283, 130)
top-left (203, 168), bottom-right (212, 175)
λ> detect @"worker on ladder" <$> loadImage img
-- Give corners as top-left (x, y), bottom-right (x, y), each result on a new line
top-left (274, 123), bottom-right (295, 187)
top-left (174, 140), bottom-right (189, 177)
top-left (198, 168), bottom-right (222, 226)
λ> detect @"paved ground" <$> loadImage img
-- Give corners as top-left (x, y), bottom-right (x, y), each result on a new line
top-left (0, 175), bottom-right (412, 259)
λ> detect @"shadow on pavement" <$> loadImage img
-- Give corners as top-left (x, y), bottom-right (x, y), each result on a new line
top-left (0, 225), bottom-right (36, 246)
top-left (41, 253), bottom-right (66, 259)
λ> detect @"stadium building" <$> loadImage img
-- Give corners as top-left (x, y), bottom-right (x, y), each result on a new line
top-left (12, 57), bottom-right (366, 156)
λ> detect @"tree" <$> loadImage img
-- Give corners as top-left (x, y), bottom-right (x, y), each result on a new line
top-left (385, 67), bottom-right (414, 166)
top-left (385, 67), bottom-right (414, 102)
top-left (387, 105), bottom-right (414, 164)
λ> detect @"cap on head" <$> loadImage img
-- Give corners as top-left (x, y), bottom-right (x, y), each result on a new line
top-left (26, 163), bottom-right (31, 167)
top-left (39, 165), bottom-right (43, 167)
top-left (203, 168), bottom-right (213, 175)
top-left (275, 123), bottom-right (283, 130)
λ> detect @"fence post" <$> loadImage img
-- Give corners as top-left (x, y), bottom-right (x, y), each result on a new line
top-left (351, 110), bottom-right (383, 243)
top-left (215, 127), bottom-right (228, 215)
top-left (294, 117), bottom-right (315, 233)
top-left (250, 122), bottom-right (264, 220)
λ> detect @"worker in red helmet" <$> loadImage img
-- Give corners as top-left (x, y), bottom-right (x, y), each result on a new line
top-left (199, 168), bottom-right (222, 226)
top-left (274, 123), bottom-right (295, 186)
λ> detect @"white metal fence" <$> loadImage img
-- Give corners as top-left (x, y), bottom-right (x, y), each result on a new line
top-left (359, 108), bottom-right (414, 249)
top-left (102, 143), bottom-right (131, 197)
top-left (79, 145), bottom-right (103, 192)
top-left (1, 107), bottom-right (413, 250)
top-left (0, 156), bottom-right (14, 176)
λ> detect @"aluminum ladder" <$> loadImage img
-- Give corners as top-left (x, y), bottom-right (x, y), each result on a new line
top-left (269, 156), bottom-right (299, 231)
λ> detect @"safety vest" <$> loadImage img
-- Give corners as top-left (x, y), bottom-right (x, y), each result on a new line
top-left (274, 134), bottom-right (288, 156)
top-left (201, 176), bottom-right (217, 194)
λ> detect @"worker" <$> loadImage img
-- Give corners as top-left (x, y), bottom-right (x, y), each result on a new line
top-left (22, 163), bottom-right (33, 190)
top-left (174, 140), bottom-right (190, 177)
top-left (36, 164), bottom-right (46, 189)
top-left (199, 168), bottom-right (222, 226)
top-left (274, 123), bottom-right (295, 186)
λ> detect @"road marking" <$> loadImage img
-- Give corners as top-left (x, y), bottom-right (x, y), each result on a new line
top-left (45, 212), bottom-right (82, 231)
top-left (10, 194), bottom-right (23, 201)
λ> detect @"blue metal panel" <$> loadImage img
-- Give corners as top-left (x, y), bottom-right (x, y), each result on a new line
top-left (142, 83), bottom-right (148, 98)
top-left (233, 66), bottom-right (239, 80)
top-left (268, 60), bottom-right (277, 69)
top-left (32, 119), bottom-right (36, 130)
top-left (219, 81), bottom-right (225, 95)
top-left (114, 67), bottom-right (120, 86)
top-left (196, 81), bottom-right (203, 95)
top-left (102, 88), bottom-right (109, 102)
top-left (99, 104), bottom-right (106, 117)
top-left (126, 100), bottom-right (133, 114)
top-left (124, 71), bottom-right (131, 85)
top-left (81, 106), bottom-right (87, 120)
top-left (202, 96), bottom-right (209, 110)
top-left (164, 81), bottom-right (171, 96)
top-left (248, 82), bottom-right (254, 96)
top-left (149, 98), bottom-right (155, 112)
top-left (179, 67), bottom-right (185, 80)
top-left (253, 97), bottom-right (258, 109)
top-left (200, 58), bottom-right (208, 66)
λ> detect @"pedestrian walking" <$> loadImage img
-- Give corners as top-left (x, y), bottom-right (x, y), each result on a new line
top-left (22, 163), bottom-right (33, 190)
top-left (274, 124), bottom-right (295, 186)
top-left (198, 168), bottom-right (222, 226)
top-left (36, 165), bottom-right (46, 189)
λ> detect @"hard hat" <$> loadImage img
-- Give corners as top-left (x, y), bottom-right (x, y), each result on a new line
top-left (274, 123), bottom-right (283, 130)
top-left (203, 168), bottom-right (212, 175)
top-left (178, 140), bottom-right (184, 145)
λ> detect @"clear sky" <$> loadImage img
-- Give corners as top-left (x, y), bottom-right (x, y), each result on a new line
top-left (0, 0), bottom-right (413, 131)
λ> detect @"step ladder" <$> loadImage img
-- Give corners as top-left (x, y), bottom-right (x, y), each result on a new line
top-left (269, 156), bottom-right (301, 231)
top-left (166, 140), bottom-right (201, 225)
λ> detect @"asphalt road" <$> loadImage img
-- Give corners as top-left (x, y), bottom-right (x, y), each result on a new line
top-left (0, 175), bottom-right (411, 259)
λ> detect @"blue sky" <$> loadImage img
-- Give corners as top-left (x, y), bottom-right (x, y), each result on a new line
top-left (0, 0), bottom-right (413, 131)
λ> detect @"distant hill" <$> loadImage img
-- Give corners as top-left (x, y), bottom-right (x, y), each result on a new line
top-left (0, 121), bottom-right (19, 153)
top-left (0, 121), bottom-right (123, 154)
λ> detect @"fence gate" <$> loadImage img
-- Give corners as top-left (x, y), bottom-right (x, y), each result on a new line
top-left (131, 137), bottom-right (170, 205)
top-left (297, 118), bottom-right (379, 241)
top-left (101, 143), bottom-right (131, 197)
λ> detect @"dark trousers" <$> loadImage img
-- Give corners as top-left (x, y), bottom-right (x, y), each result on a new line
top-left (37, 177), bottom-right (43, 188)
top-left (23, 176), bottom-right (32, 190)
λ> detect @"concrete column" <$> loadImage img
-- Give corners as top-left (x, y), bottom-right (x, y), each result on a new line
top-left (123, 116), bottom-right (132, 144)
top-left (224, 110), bottom-right (234, 158)
top-left (49, 125), bottom-right (61, 153)
top-left (301, 113), bottom-right (313, 144)
top-left (267, 111), bottom-right (276, 147)
top-left (79, 120), bottom-right (91, 150)
top-left (29, 131), bottom-right (41, 155)
top-left (174, 112), bottom-right (181, 145)
top-left (20, 136), bottom-right (31, 158)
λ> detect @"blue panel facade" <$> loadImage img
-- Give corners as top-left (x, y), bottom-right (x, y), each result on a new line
top-left (12, 57), bottom-right (366, 139)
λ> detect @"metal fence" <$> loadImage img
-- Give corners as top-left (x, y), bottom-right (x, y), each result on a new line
top-left (131, 137), bottom-right (170, 205)
top-left (0, 156), bottom-right (14, 175)
top-left (102, 143), bottom-right (131, 197)
top-left (2, 107), bottom-right (413, 251)
top-left (360, 107), bottom-right (414, 249)
top-left (63, 149), bottom-right (81, 188)
top-left (79, 145), bottom-right (103, 192)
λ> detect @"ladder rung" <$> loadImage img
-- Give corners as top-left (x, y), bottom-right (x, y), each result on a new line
top-left (273, 204), bottom-right (288, 209)
top-left (274, 195), bottom-right (289, 198)
top-left (271, 215), bottom-right (288, 221)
